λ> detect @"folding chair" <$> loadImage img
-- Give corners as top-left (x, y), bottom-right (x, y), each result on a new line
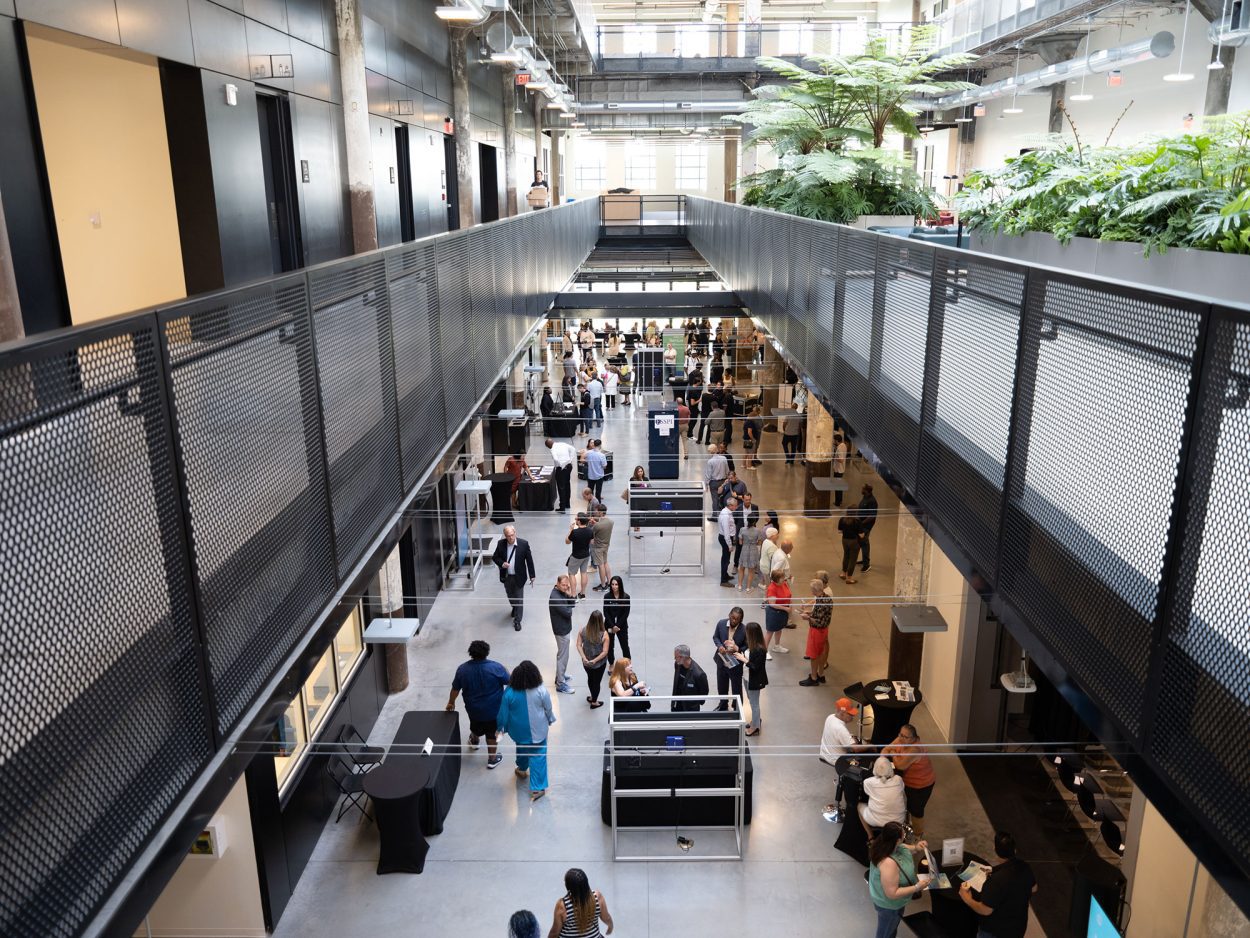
top-left (337, 723), bottom-right (384, 773)
top-left (327, 755), bottom-right (372, 822)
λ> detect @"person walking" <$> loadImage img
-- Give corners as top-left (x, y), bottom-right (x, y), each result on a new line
top-left (717, 496), bottom-right (738, 587)
top-left (577, 610), bottom-right (610, 709)
top-left (590, 506), bottom-right (614, 591)
top-left (883, 724), bottom-right (937, 839)
top-left (445, 640), bottom-right (510, 768)
top-left (742, 404), bottom-right (763, 467)
top-left (959, 831), bottom-right (1037, 938)
top-left (781, 411), bottom-right (803, 466)
top-left (735, 622), bottom-right (767, 736)
top-left (798, 578), bottom-right (832, 686)
top-left (509, 909), bottom-right (541, 938)
top-left (496, 660), bottom-right (557, 802)
top-left (856, 482), bottom-right (878, 572)
top-left (546, 438), bottom-right (577, 512)
top-left (565, 513), bottom-right (594, 598)
top-left (868, 823), bottom-right (932, 938)
top-left (583, 441), bottom-right (607, 501)
top-left (764, 568), bottom-right (792, 658)
top-left (737, 516), bottom-right (764, 593)
top-left (548, 575), bottom-right (577, 695)
top-left (833, 432), bottom-right (849, 506)
top-left (587, 373), bottom-right (604, 428)
top-left (838, 512), bottom-right (862, 585)
top-left (670, 644), bottom-right (709, 712)
top-left (493, 526), bottom-right (536, 631)
top-left (547, 868), bottom-right (615, 937)
top-left (603, 575), bottom-right (631, 663)
top-left (712, 606), bottom-right (748, 710)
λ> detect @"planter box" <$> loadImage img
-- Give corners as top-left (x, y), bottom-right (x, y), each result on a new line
top-left (853, 214), bottom-right (916, 230)
top-left (971, 232), bottom-right (1250, 306)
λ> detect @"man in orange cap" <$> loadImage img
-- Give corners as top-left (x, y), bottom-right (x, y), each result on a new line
top-left (820, 697), bottom-right (870, 823)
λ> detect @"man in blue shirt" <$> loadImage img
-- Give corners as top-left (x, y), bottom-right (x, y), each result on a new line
top-left (583, 439), bottom-right (608, 500)
top-left (445, 640), bottom-right (510, 768)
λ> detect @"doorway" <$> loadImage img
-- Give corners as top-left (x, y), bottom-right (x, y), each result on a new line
top-left (443, 135), bottom-right (459, 230)
top-left (395, 126), bottom-right (415, 242)
top-left (256, 92), bottom-right (303, 273)
top-left (478, 142), bottom-right (499, 223)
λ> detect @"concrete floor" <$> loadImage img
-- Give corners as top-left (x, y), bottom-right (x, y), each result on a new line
top-left (272, 343), bottom-right (1046, 938)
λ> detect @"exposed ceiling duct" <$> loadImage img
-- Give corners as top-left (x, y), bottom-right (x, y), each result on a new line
top-left (931, 30), bottom-right (1174, 109)
top-left (576, 100), bottom-right (746, 112)
top-left (1208, 1), bottom-right (1250, 48)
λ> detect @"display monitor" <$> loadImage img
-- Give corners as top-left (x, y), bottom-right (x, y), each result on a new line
top-left (1087, 896), bottom-right (1120, 938)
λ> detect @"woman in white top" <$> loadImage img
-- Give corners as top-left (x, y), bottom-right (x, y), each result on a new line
top-left (603, 367), bottom-right (620, 410)
top-left (860, 756), bottom-right (908, 831)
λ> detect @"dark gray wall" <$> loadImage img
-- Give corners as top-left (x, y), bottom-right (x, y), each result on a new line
top-left (290, 93), bottom-right (350, 265)
top-left (370, 113), bottom-right (401, 247)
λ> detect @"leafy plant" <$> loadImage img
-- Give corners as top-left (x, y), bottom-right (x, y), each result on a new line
top-left (956, 111), bottom-right (1250, 255)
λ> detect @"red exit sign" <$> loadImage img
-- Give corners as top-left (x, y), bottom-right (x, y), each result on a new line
top-left (515, 73), bottom-right (530, 86)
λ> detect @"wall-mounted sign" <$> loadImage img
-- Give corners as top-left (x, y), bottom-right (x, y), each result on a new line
top-left (444, 117), bottom-right (454, 134)
top-left (300, 159), bottom-right (310, 183)
top-left (515, 73), bottom-right (530, 86)
top-left (397, 99), bottom-right (415, 116)
top-left (250, 54), bottom-right (294, 80)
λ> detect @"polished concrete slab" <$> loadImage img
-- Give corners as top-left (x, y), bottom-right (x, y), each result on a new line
top-left (272, 342), bottom-right (1046, 938)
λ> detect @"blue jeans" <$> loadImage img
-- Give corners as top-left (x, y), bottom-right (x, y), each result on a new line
top-left (746, 687), bottom-right (762, 729)
top-left (874, 905), bottom-right (903, 938)
top-left (592, 399), bottom-right (603, 424)
top-left (516, 740), bottom-right (548, 792)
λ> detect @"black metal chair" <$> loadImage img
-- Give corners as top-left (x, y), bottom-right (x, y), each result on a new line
top-left (327, 755), bottom-right (372, 823)
top-left (841, 681), bottom-right (873, 738)
top-left (337, 723), bottom-right (384, 773)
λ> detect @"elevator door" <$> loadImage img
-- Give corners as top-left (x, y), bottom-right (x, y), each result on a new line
top-left (443, 135), bottom-right (459, 230)
top-left (477, 142), bottom-right (499, 223)
top-left (256, 92), bottom-right (303, 272)
top-left (395, 126), bottom-right (415, 242)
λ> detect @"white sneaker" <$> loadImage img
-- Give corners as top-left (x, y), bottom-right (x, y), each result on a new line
top-left (766, 652), bottom-right (773, 661)
top-left (773, 645), bottom-right (790, 654)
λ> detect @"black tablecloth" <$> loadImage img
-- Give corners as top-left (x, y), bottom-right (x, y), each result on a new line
top-left (517, 477), bottom-right (556, 511)
top-left (362, 711), bottom-right (462, 874)
top-left (577, 450), bottom-right (614, 481)
top-left (487, 473), bottom-right (515, 525)
top-left (928, 851), bottom-right (992, 937)
top-left (832, 755), bottom-right (871, 865)
top-left (600, 740), bottom-right (753, 827)
top-left (865, 678), bottom-right (924, 746)
top-left (546, 406), bottom-right (579, 438)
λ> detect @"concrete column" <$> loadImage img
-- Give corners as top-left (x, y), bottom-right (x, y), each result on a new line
top-left (744, 0), bottom-right (761, 56)
top-left (889, 506), bottom-right (930, 686)
top-left (1048, 84), bottom-right (1065, 135)
top-left (0, 191), bottom-right (23, 343)
top-left (723, 135), bottom-right (738, 202)
top-left (802, 397), bottom-right (835, 517)
top-left (1204, 46), bottom-right (1236, 115)
top-left (502, 71), bottom-right (519, 216)
top-left (734, 315), bottom-right (754, 381)
top-left (377, 544), bottom-right (409, 692)
top-left (725, 1), bottom-right (739, 55)
top-left (334, 0), bottom-right (378, 253)
top-left (450, 30), bottom-right (476, 230)
top-left (550, 128), bottom-right (561, 205)
top-left (760, 338), bottom-right (785, 428)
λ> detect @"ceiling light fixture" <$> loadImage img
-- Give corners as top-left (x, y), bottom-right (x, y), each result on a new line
top-left (1003, 47), bottom-right (1025, 113)
top-left (1209, 0), bottom-right (1229, 68)
top-left (973, 102), bottom-right (987, 117)
top-left (1070, 17), bottom-right (1095, 100)
top-left (954, 106), bottom-right (972, 123)
top-left (1164, 0), bottom-right (1195, 81)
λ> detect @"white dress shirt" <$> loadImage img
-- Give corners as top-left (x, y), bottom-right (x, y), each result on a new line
top-left (550, 441), bottom-right (576, 468)
top-left (717, 506), bottom-right (736, 542)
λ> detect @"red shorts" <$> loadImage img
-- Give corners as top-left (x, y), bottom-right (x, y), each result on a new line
top-left (805, 627), bottom-right (828, 659)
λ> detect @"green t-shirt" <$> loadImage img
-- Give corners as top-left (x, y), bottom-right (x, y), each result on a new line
top-left (868, 846), bottom-right (917, 911)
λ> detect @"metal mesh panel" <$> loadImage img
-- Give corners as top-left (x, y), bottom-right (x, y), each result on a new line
top-left (1150, 310), bottom-right (1250, 868)
top-left (309, 257), bottom-right (403, 577)
top-left (835, 229), bottom-right (878, 435)
top-left (162, 276), bottom-right (337, 734)
top-left (436, 232), bottom-right (474, 435)
top-left (806, 226), bottom-right (839, 396)
top-left (763, 213), bottom-right (792, 316)
top-left (387, 243), bottom-right (446, 490)
top-left (999, 274), bottom-right (1203, 738)
top-left (468, 228), bottom-right (499, 399)
top-left (784, 218), bottom-right (814, 366)
top-left (0, 322), bottom-right (211, 938)
top-left (915, 251), bottom-right (1024, 578)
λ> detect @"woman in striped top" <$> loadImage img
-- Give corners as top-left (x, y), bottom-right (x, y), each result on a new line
top-left (547, 868), bottom-right (614, 938)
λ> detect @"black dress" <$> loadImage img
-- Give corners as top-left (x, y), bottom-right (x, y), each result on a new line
top-left (604, 593), bottom-right (631, 662)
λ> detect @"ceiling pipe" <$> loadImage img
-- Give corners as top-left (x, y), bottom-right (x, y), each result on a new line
top-left (930, 30), bottom-right (1174, 109)
top-left (576, 101), bottom-right (746, 112)
top-left (1208, 5), bottom-right (1250, 47)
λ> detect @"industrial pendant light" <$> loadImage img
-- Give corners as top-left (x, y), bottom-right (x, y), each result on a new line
top-left (1003, 47), bottom-right (1024, 113)
top-left (918, 111), bottom-right (935, 132)
top-left (1209, 0), bottom-right (1229, 68)
top-left (1070, 17), bottom-right (1095, 101)
top-left (954, 105), bottom-right (973, 123)
top-left (1164, 0), bottom-right (1195, 81)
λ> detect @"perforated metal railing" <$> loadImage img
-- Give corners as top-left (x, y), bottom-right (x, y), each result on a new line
top-left (686, 196), bottom-right (1250, 893)
top-left (0, 198), bottom-right (597, 938)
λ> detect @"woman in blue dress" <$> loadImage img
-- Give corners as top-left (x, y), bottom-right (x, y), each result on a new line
top-left (497, 660), bottom-right (557, 801)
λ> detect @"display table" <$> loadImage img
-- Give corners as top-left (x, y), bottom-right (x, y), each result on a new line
top-left (362, 711), bottom-right (462, 874)
top-left (517, 466), bottom-right (556, 511)
top-left (863, 678), bottom-right (924, 746)
top-left (832, 754), bottom-right (871, 865)
top-left (547, 404), bottom-right (579, 438)
top-left (577, 449), bottom-right (614, 481)
top-left (926, 850), bottom-right (992, 937)
top-left (487, 473), bottom-right (515, 525)
top-left (600, 738), bottom-right (753, 827)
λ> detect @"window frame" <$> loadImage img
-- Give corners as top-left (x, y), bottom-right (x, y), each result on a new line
top-left (624, 142), bottom-right (656, 189)
top-left (674, 145), bottom-right (708, 191)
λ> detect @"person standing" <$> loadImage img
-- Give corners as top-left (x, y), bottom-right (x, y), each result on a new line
top-left (603, 366), bottom-right (619, 410)
top-left (579, 322), bottom-right (596, 365)
top-left (577, 384), bottom-right (592, 438)
top-left (565, 513), bottom-right (594, 599)
top-left (503, 451), bottom-right (529, 506)
top-left (868, 823), bottom-right (932, 937)
top-left (497, 660), bottom-right (556, 802)
top-left (716, 470), bottom-right (747, 513)
top-left (764, 568), bottom-right (792, 658)
top-left (577, 611), bottom-right (610, 709)
top-left (735, 622), bottom-right (767, 736)
top-left (547, 868), bottom-right (615, 937)
top-left (676, 397), bottom-right (691, 460)
top-left (540, 387), bottom-right (556, 437)
top-left (587, 373), bottom-right (604, 428)
top-left (561, 350), bottom-right (578, 384)
top-left (712, 607), bottom-right (748, 710)
top-left (548, 575), bottom-right (577, 695)
top-left (583, 441), bottom-right (607, 501)
top-left (959, 831), bottom-right (1037, 938)
top-left (705, 401), bottom-right (726, 447)
top-left (589, 506), bottom-right (614, 591)
top-left (703, 443), bottom-right (728, 507)
top-left (717, 496), bottom-right (738, 587)
top-left (493, 526), bottom-right (536, 632)
top-left (736, 516), bottom-right (764, 593)
top-left (838, 512), bottom-right (862, 585)
top-left (670, 644), bottom-right (709, 712)
top-left (798, 578), bottom-right (832, 686)
top-left (742, 405), bottom-right (763, 467)
top-left (758, 526), bottom-right (779, 586)
top-left (883, 724), bottom-right (937, 838)
top-left (856, 482), bottom-right (878, 572)
top-left (546, 437), bottom-right (576, 512)
top-left (732, 491), bottom-right (759, 570)
top-left (445, 640), bottom-right (510, 769)
top-left (771, 538), bottom-right (795, 590)
top-left (833, 433), bottom-right (849, 506)
top-left (781, 411), bottom-right (803, 466)
top-left (603, 575), bottom-right (631, 662)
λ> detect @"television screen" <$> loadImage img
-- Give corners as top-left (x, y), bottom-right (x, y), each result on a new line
top-left (1087, 896), bottom-right (1120, 938)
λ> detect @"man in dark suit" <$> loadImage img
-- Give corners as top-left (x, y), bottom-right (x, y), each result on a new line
top-left (492, 525), bottom-right (536, 631)
top-left (855, 483), bottom-right (879, 573)
top-left (711, 607), bottom-right (748, 711)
